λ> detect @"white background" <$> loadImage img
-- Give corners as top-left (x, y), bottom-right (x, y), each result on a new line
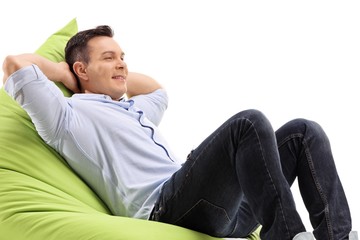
top-left (1, 0), bottom-right (358, 233)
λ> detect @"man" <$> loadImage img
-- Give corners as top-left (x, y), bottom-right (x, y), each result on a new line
top-left (2, 25), bottom-right (357, 240)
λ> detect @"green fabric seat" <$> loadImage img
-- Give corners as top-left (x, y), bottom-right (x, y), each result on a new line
top-left (0, 18), bottom-right (260, 240)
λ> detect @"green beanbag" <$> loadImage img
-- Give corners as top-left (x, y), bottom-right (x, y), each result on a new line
top-left (0, 18), bottom-right (260, 240)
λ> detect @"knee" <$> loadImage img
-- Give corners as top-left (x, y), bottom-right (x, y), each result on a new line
top-left (235, 109), bottom-right (269, 124)
top-left (290, 118), bottom-right (321, 130)
top-left (230, 109), bottom-right (274, 136)
top-left (288, 118), bottom-right (328, 140)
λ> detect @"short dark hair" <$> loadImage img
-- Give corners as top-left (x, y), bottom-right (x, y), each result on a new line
top-left (65, 25), bottom-right (114, 79)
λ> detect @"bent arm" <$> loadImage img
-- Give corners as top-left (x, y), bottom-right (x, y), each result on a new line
top-left (2, 53), bottom-right (79, 93)
top-left (4, 64), bottom-right (72, 146)
top-left (126, 72), bottom-right (163, 98)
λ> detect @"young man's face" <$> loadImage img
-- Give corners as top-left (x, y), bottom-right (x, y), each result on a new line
top-left (82, 36), bottom-right (128, 100)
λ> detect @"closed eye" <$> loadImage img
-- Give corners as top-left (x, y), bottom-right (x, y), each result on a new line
top-left (101, 51), bottom-right (125, 61)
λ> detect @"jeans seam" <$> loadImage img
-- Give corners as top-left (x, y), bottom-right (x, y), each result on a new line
top-left (172, 119), bottom-right (235, 200)
top-left (174, 198), bottom-right (231, 223)
top-left (303, 137), bottom-right (333, 240)
top-left (172, 117), bottom-right (262, 237)
top-left (248, 118), bottom-right (292, 239)
top-left (220, 116), bottom-right (291, 238)
top-left (278, 133), bottom-right (334, 240)
top-left (168, 115), bottom-right (292, 238)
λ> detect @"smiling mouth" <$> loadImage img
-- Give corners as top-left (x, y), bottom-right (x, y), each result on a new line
top-left (112, 75), bottom-right (126, 82)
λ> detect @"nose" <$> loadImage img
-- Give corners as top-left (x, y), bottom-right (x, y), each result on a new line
top-left (116, 58), bottom-right (126, 69)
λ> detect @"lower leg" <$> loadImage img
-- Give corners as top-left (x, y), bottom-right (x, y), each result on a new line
top-left (276, 119), bottom-right (352, 240)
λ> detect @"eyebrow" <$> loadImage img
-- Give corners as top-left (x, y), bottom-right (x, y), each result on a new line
top-left (101, 51), bottom-right (125, 57)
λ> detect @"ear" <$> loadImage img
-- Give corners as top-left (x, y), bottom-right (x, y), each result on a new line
top-left (73, 61), bottom-right (89, 81)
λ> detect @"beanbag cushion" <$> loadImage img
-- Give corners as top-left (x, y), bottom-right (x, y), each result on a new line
top-left (0, 18), bottom-right (260, 240)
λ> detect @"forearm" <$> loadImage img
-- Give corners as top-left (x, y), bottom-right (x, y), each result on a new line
top-left (126, 72), bottom-right (163, 98)
top-left (2, 54), bottom-right (60, 83)
top-left (2, 53), bottom-right (79, 93)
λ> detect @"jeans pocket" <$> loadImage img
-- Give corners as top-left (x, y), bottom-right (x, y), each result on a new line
top-left (174, 199), bottom-right (233, 237)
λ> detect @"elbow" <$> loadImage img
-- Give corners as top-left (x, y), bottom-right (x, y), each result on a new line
top-left (2, 55), bottom-right (13, 83)
top-left (3, 55), bottom-right (19, 83)
top-left (2, 55), bottom-right (31, 83)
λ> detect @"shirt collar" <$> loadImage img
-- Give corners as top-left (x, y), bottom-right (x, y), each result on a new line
top-left (72, 93), bottom-right (113, 101)
top-left (72, 93), bottom-right (133, 109)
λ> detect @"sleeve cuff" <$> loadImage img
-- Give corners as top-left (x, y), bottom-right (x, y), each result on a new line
top-left (4, 64), bottom-right (43, 98)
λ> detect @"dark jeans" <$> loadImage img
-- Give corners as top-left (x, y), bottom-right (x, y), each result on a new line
top-left (150, 109), bottom-right (352, 240)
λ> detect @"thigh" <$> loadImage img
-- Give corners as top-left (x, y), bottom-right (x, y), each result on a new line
top-left (151, 110), bottom-right (261, 237)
